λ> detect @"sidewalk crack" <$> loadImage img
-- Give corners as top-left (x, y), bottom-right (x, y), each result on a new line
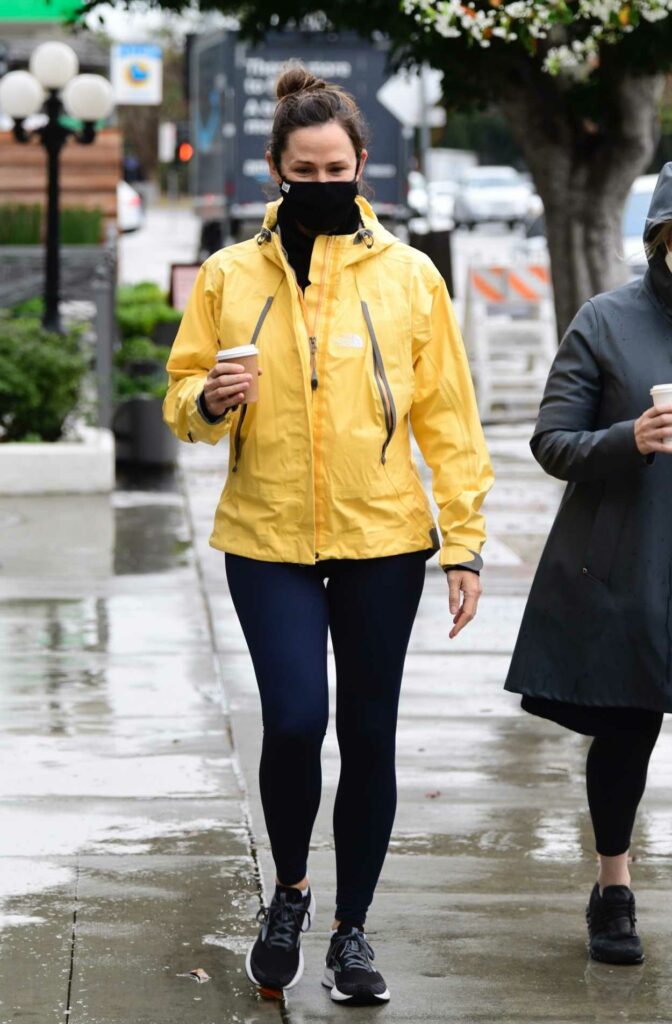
top-left (64, 858), bottom-right (80, 1024)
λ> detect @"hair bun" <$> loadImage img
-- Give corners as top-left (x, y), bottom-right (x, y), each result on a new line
top-left (276, 63), bottom-right (327, 101)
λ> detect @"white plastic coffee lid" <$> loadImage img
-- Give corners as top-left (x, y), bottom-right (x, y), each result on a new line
top-left (217, 345), bottom-right (257, 361)
top-left (650, 383), bottom-right (672, 393)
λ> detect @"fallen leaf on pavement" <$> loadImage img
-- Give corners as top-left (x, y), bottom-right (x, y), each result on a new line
top-left (176, 968), bottom-right (211, 983)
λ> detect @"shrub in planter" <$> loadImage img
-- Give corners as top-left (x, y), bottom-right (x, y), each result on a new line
top-left (61, 207), bottom-right (103, 244)
top-left (113, 284), bottom-right (179, 465)
top-left (0, 312), bottom-right (88, 442)
top-left (116, 282), bottom-right (182, 343)
top-left (113, 335), bottom-right (169, 401)
top-left (0, 204), bottom-right (41, 245)
top-left (0, 204), bottom-right (104, 245)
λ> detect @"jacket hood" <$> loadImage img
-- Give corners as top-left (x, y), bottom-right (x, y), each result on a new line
top-left (644, 162), bottom-right (672, 249)
top-left (258, 194), bottom-right (399, 263)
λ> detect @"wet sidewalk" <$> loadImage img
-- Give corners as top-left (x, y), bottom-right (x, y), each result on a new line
top-left (1, 428), bottom-right (672, 1023)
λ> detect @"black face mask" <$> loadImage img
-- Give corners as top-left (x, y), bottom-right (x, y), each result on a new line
top-left (279, 178), bottom-right (358, 234)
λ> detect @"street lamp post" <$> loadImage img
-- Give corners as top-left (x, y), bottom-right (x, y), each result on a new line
top-left (0, 43), bottom-right (114, 333)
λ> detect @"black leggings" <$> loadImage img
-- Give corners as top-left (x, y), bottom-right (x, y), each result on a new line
top-left (225, 550), bottom-right (427, 923)
top-left (587, 712), bottom-right (663, 856)
top-left (522, 697), bottom-right (663, 857)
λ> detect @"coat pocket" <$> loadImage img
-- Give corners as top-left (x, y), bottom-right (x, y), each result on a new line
top-left (582, 480), bottom-right (629, 584)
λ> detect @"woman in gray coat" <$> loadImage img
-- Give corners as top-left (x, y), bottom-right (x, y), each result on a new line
top-left (505, 162), bottom-right (672, 966)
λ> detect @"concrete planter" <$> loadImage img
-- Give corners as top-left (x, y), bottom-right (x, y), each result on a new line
top-left (0, 426), bottom-right (115, 495)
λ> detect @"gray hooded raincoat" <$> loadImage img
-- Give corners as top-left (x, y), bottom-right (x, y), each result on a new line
top-left (505, 164), bottom-right (672, 713)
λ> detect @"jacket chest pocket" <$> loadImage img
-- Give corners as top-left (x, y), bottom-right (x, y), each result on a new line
top-left (360, 301), bottom-right (414, 464)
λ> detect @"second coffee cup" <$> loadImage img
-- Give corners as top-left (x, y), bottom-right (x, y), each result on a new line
top-left (650, 383), bottom-right (672, 447)
top-left (217, 345), bottom-right (259, 403)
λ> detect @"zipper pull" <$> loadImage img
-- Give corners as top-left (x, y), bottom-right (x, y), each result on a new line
top-left (309, 336), bottom-right (318, 390)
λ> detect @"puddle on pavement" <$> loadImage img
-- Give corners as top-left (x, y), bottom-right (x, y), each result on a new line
top-left (0, 597), bottom-right (109, 655)
top-left (113, 497), bottom-right (193, 575)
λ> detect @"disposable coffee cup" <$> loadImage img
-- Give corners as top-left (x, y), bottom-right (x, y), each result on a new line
top-left (650, 384), bottom-right (672, 447)
top-left (217, 345), bottom-right (259, 402)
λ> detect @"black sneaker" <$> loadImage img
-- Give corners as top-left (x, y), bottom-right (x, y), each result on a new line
top-left (322, 924), bottom-right (390, 1005)
top-left (245, 886), bottom-right (316, 995)
top-left (586, 883), bottom-right (644, 965)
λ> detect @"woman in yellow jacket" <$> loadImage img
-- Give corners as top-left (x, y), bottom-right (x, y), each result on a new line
top-left (164, 65), bottom-right (493, 1006)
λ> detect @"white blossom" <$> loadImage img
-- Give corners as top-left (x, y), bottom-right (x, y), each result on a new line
top-left (404, 0), bottom-right (672, 75)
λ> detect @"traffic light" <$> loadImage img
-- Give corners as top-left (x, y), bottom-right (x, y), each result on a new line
top-left (174, 122), bottom-right (193, 164)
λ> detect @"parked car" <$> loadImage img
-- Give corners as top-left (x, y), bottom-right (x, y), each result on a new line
top-left (117, 181), bottom-right (144, 233)
top-left (426, 179), bottom-right (458, 227)
top-left (453, 165), bottom-right (532, 230)
top-left (622, 173), bottom-right (658, 277)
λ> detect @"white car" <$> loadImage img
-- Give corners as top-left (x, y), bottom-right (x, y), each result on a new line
top-left (407, 170), bottom-right (428, 216)
top-left (622, 174), bottom-right (658, 277)
top-left (425, 179), bottom-right (458, 229)
top-left (453, 165), bottom-right (532, 229)
top-left (117, 180), bottom-right (144, 233)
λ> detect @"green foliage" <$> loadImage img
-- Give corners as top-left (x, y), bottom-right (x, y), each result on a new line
top-left (11, 296), bottom-right (44, 318)
top-left (0, 205), bottom-right (41, 245)
top-left (61, 207), bottom-right (104, 244)
top-left (114, 282), bottom-right (174, 400)
top-left (0, 313), bottom-right (89, 442)
top-left (115, 371), bottom-right (168, 400)
top-left (113, 335), bottom-right (167, 367)
top-left (116, 281), bottom-right (166, 305)
top-left (116, 302), bottom-right (181, 338)
top-left (0, 204), bottom-right (104, 245)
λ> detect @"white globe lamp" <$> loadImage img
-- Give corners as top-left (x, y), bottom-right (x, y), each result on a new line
top-left (29, 41), bottom-right (79, 90)
top-left (63, 75), bottom-right (114, 121)
top-left (0, 70), bottom-right (44, 119)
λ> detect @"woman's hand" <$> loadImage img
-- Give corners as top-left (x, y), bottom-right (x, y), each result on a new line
top-left (634, 403), bottom-right (672, 455)
top-left (202, 362), bottom-right (263, 417)
top-left (447, 569), bottom-right (482, 640)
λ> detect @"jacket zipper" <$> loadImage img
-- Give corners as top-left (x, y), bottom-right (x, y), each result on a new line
top-left (231, 295), bottom-right (275, 473)
top-left (361, 301), bottom-right (397, 464)
top-left (276, 226), bottom-right (321, 392)
top-left (308, 240), bottom-right (333, 392)
top-left (311, 237), bottom-right (335, 560)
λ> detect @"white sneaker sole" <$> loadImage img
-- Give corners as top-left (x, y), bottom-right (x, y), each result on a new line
top-left (245, 890), bottom-right (317, 993)
top-left (322, 966), bottom-right (391, 1003)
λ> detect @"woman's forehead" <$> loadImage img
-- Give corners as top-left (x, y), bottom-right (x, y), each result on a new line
top-left (284, 122), bottom-right (356, 162)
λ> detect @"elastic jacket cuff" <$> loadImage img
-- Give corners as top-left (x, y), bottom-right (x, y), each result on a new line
top-left (441, 549), bottom-right (484, 574)
top-left (197, 391), bottom-right (235, 424)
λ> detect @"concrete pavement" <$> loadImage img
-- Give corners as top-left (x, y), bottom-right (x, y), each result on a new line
top-left (2, 426), bottom-right (672, 1023)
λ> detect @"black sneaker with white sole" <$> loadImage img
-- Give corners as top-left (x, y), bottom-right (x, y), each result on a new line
top-left (246, 885), bottom-right (316, 995)
top-left (322, 924), bottom-right (390, 1005)
top-left (586, 883), bottom-right (644, 965)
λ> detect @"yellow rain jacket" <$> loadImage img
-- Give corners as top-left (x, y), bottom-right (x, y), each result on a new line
top-left (164, 196), bottom-right (493, 568)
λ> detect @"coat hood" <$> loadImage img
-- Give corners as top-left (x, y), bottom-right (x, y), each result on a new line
top-left (644, 162), bottom-right (672, 248)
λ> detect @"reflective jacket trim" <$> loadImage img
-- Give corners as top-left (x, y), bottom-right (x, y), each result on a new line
top-left (232, 295), bottom-right (275, 473)
top-left (361, 300), bottom-right (397, 464)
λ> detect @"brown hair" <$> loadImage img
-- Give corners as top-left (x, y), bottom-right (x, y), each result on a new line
top-left (645, 221), bottom-right (672, 260)
top-left (268, 62), bottom-right (369, 174)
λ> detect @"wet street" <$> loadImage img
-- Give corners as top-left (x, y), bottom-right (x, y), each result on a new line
top-left (2, 423), bottom-right (672, 1023)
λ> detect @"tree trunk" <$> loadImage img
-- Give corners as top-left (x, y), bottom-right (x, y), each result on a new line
top-left (499, 72), bottom-right (663, 340)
